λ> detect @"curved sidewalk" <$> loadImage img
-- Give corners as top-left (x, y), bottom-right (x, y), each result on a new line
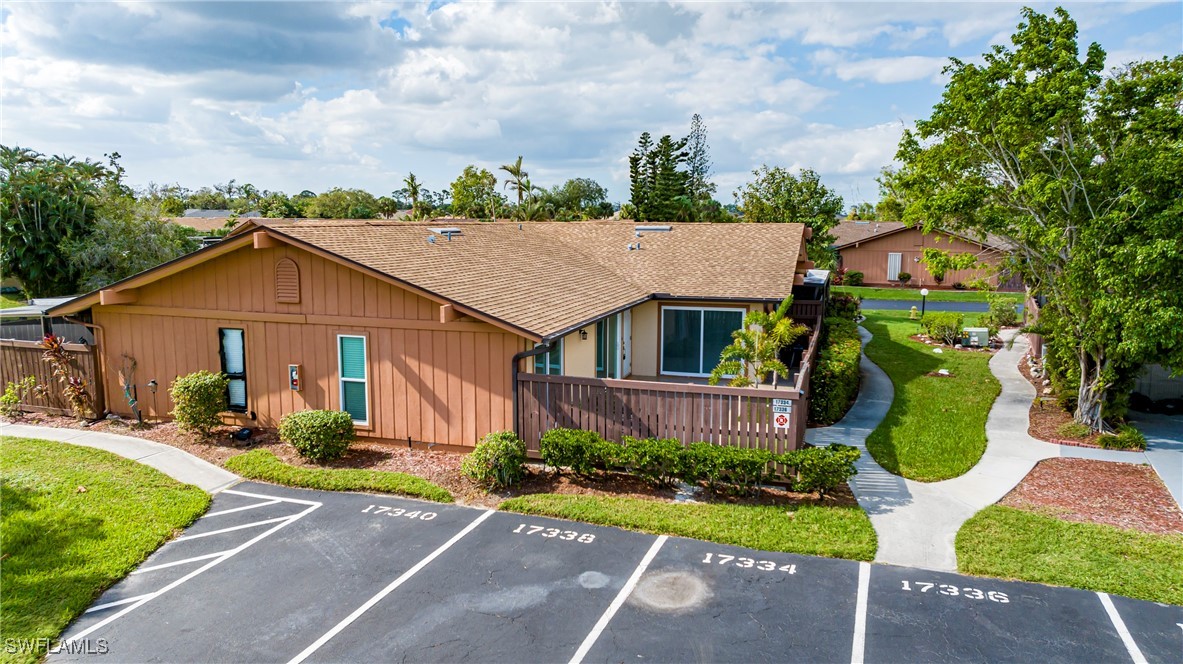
top-left (808, 328), bottom-right (1179, 572)
top-left (0, 422), bottom-right (239, 493)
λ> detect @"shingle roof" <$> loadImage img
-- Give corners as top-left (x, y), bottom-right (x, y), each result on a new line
top-left (265, 220), bottom-right (807, 339)
top-left (830, 221), bottom-right (1012, 251)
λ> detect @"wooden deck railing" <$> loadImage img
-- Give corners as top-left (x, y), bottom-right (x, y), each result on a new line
top-left (0, 339), bottom-right (105, 416)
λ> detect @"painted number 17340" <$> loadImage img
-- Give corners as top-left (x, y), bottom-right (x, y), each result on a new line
top-left (361, 505), bottom-right (437, 520)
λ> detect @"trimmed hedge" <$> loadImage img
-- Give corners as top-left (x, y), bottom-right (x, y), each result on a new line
top-left (809, 317), bottom-right (862, 425)
top-left (540, 428), bottom-right (608, 476)
top-left (225, 449), bottom-right (453, 503)
top-left (279, 409), bottom-right (356, 461)
top-left (169, 370), bottom-right (228, 436)
top-left (461, 431), bottom-right (528, 489)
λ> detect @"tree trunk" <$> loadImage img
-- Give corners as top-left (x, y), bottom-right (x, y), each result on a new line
top-left (1073, 350), bottom-right (1111, 433)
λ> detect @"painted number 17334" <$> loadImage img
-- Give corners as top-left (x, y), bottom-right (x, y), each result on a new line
top-left (702, 553), bottom-right (796, 574)
top-left (901, 580), bottom-right (1009, 603)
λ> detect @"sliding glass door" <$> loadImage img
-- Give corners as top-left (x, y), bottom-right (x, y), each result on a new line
top-left (661, 306), bottom-right (745, 377)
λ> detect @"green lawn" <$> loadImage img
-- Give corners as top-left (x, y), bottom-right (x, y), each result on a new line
top-left (957, 506), bottom-right (1183, 605)
top-left (225, 449), bottom-right (454, 503)
top-left (834, 286), bottom-right (1023, 303)
top-left (862, 309), bottom-right (1000, 481)
top-left (0, 292), bottom-right (25, 309)
top-left (500, 494), bottom-right (877, 561)
top-left (0, 437), bottom-right (209, 663)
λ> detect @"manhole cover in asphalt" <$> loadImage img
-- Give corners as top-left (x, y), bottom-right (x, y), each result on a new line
top-left (629, 569), bottom-right (712, 613)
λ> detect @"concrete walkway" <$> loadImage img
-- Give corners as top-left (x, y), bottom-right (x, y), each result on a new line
top-left (0, 422), bottom-right (239, 493)
top-left (807, 328), bottom-right (1183, 572)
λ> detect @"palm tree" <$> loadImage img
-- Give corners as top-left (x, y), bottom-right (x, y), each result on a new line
top-left (403, 173), bottom-right (422, 219)
top-left (499, 156), bottom-right (528, 205)
top-left (708, 296), bottom-right (808, 388)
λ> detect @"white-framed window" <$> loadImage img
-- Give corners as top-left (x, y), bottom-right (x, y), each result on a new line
top-left (337, 334), bottom-right (369, 425)
top-left (533, 338), bottom-right (563, 375)
top-left (660, 306), bottom-right (746, 377)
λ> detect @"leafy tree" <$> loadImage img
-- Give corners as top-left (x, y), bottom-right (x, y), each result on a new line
top-left (708, 296), bottom-right (808, 388)
top-left (499, 156), bottom-right (529, 206)
top-left (64, 198), bottom-right (200, 292)
top-left (735, 166), bottom-right (843, 267)
top-left (920, 248), bottom-right (981, 285)
top-left (890, 6), bottom-right (1183, 431)
top-left (258, 192), bottom-right (296, 218)
top-left (303, 188), bottom-right (379, 219)
top-left (543, 177), bottom-right (608, 219)
top-left (376, 196), bottom-right (399, 219)
top-left (847, 202), bottom-right (876, 220)
top-left (0, 146), bottom-right (108, 296)
top-left (449, 165), bottom-right (504, 220)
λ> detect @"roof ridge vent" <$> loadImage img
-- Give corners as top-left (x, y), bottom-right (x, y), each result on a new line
top-left (635, 225), bottom-right (671, 232)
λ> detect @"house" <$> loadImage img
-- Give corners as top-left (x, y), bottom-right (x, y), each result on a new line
top-left (832, 221), bottom-right (1018, 289)
top-left (36, 220), bottom-right (825, 453)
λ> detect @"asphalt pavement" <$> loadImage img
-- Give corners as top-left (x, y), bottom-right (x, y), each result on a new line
top-left (51, 481), bottom-right (1182, 664)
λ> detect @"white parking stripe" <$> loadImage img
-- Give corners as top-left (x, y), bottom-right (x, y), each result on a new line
top-left (173, 516), bottom-right (292, 542)
top-left (84, 594), bottom-right (155, 614)
top-left (286, 509), bottom-right (495, 664)
top-left (1098, 592), bottom-right (1148, 664)
top-left (222, 488), bottom-right (321, 506)
top-left (569, 535), bottom-right (668, 664)
top-left (851, 562), bottom-right (871, 664)
top-left (131, 551), bottom-right (231, 575)
top-left (63, 497), bottom-right (321, 643)
top-left (204, 499), bottom-right (282, 518)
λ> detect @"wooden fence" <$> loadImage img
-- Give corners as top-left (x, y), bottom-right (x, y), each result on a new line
top-left (516, 315), bottom-right (823, 455)
top-left (0, 339), bottom-right (105, 416)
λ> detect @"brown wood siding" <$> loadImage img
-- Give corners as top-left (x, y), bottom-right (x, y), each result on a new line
top-left (93, 243), bottom-right (525, 448)
top-left (837, 229), bottom-right (1008, 288)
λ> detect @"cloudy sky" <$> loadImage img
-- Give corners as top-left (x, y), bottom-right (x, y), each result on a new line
top-left (2, 1), bottom-right (1178, 207)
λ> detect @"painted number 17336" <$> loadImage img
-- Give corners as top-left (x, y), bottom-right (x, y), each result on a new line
top-left (901, 580), bottom-right (1009, 603)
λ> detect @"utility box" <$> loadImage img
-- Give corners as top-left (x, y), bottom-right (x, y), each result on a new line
top-left (964, 327), bottom-right (990, 347)
top-left (288, 364), bottom-right (302, 391)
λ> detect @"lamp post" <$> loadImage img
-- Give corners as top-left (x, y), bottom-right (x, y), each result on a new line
top-left (920, 288), bottom-right (929, 319)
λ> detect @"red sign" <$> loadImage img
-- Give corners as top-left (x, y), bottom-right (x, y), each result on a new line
top-left (774, 413), bottom-right (790, 429)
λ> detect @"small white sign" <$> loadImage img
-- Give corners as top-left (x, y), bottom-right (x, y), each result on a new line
top-left (774, 412), bottom-right (791, 429)
top-left (773, 398), bottom-right (793, 406)
top-left (772, 405), bottom-right (791, 414)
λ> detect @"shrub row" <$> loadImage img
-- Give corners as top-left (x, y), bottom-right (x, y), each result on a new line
top-left (826, 294), bottom-right (862, 321)
top-left (809, 317), bottom-right (862, 426)
top-left (538, 427), bottom-right (860, 495)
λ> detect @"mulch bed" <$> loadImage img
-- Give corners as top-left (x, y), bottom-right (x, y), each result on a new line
top-left (1000, 458), bottom-right (1183, 535)
top-left (5, 413), bottom-right (853, 510)
top-left (1018, 353), bottom-right (1110, 449)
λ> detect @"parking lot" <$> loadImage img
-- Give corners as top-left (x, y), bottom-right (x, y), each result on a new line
top-left (54, 482), bottom-right (1181, 663)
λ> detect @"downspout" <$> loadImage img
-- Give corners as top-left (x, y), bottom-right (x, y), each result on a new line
top-left (62, 315), bottom-right (108, 418)
top-left (511, 340), bottom-right (553, 438)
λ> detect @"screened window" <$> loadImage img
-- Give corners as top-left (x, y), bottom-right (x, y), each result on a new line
top-left (661, 307), bottom-right (744, 377)
top-left (533, 338), bottom-right (563, 375)
top-left (595, 315), bottom-right (618, 379)
top-left (338, 335), bottom-right (368, 425)
top-left (219, 328), bottom-right (247, 412)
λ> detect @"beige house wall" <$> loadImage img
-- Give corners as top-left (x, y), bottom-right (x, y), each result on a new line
top-left (562, 328), bottom-right (597, 378)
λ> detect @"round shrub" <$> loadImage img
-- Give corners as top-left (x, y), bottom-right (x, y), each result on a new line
top-left (169, 370), bottom-right (229, 436)
top-left (462, 431), bottom-right (527, 489)
top-left (540, 428), bottom-right (606, 476)
top-left (845, 271), bottom-right (864, 286)
top-left (280, 409), bottom-right (356, 461)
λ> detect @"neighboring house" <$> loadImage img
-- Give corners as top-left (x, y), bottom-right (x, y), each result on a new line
top-left (832, 221), bottom-right (1018, 289)
top-left (40, 220), bottom-right (826, 453)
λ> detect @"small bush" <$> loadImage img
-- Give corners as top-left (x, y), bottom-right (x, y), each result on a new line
top-left (462, 431), bottom-right (527, 489)
top-left (826, 294), bottom-right (862, 320)
top-left (983, 294), bottom-right (1020, 328)
top-left (846, 271), bottom-right (864, 286)
top-left (0, 376), bottom-right (37, 418)
top-left (1098, 425), bottom-right (1146, 450)
top-left (952, 282), bottom-right (967, 290)
top-left (921, 311), bottom-right (964, 346)
top-left (1055, 421), bottom-right (1092, 439)
top-left (779, 444), bottom-right (860, 495)
top-left (540, 428), bottom-right (606, 475)
top-left (714, 446), bottom-right (775, 493)
top-left (621, 436), bottom-right (684, 487)
top-left (279, 409), bottom-right (356, 461)
top-left (965, 277), bottom-right (994, 291)
top-left (809, 317), bottom-right (862, 425)
top-left (169, 370), bottom-right (229, 436)
top-left (896, 271), bottom-right (912, 285)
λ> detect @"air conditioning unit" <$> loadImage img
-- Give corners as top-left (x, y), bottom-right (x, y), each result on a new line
top-left (964, 327), bottom-right (990, 347)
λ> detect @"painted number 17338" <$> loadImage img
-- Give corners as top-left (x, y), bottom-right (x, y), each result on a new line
top-left (512, 524), bottom-right (596, 543)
